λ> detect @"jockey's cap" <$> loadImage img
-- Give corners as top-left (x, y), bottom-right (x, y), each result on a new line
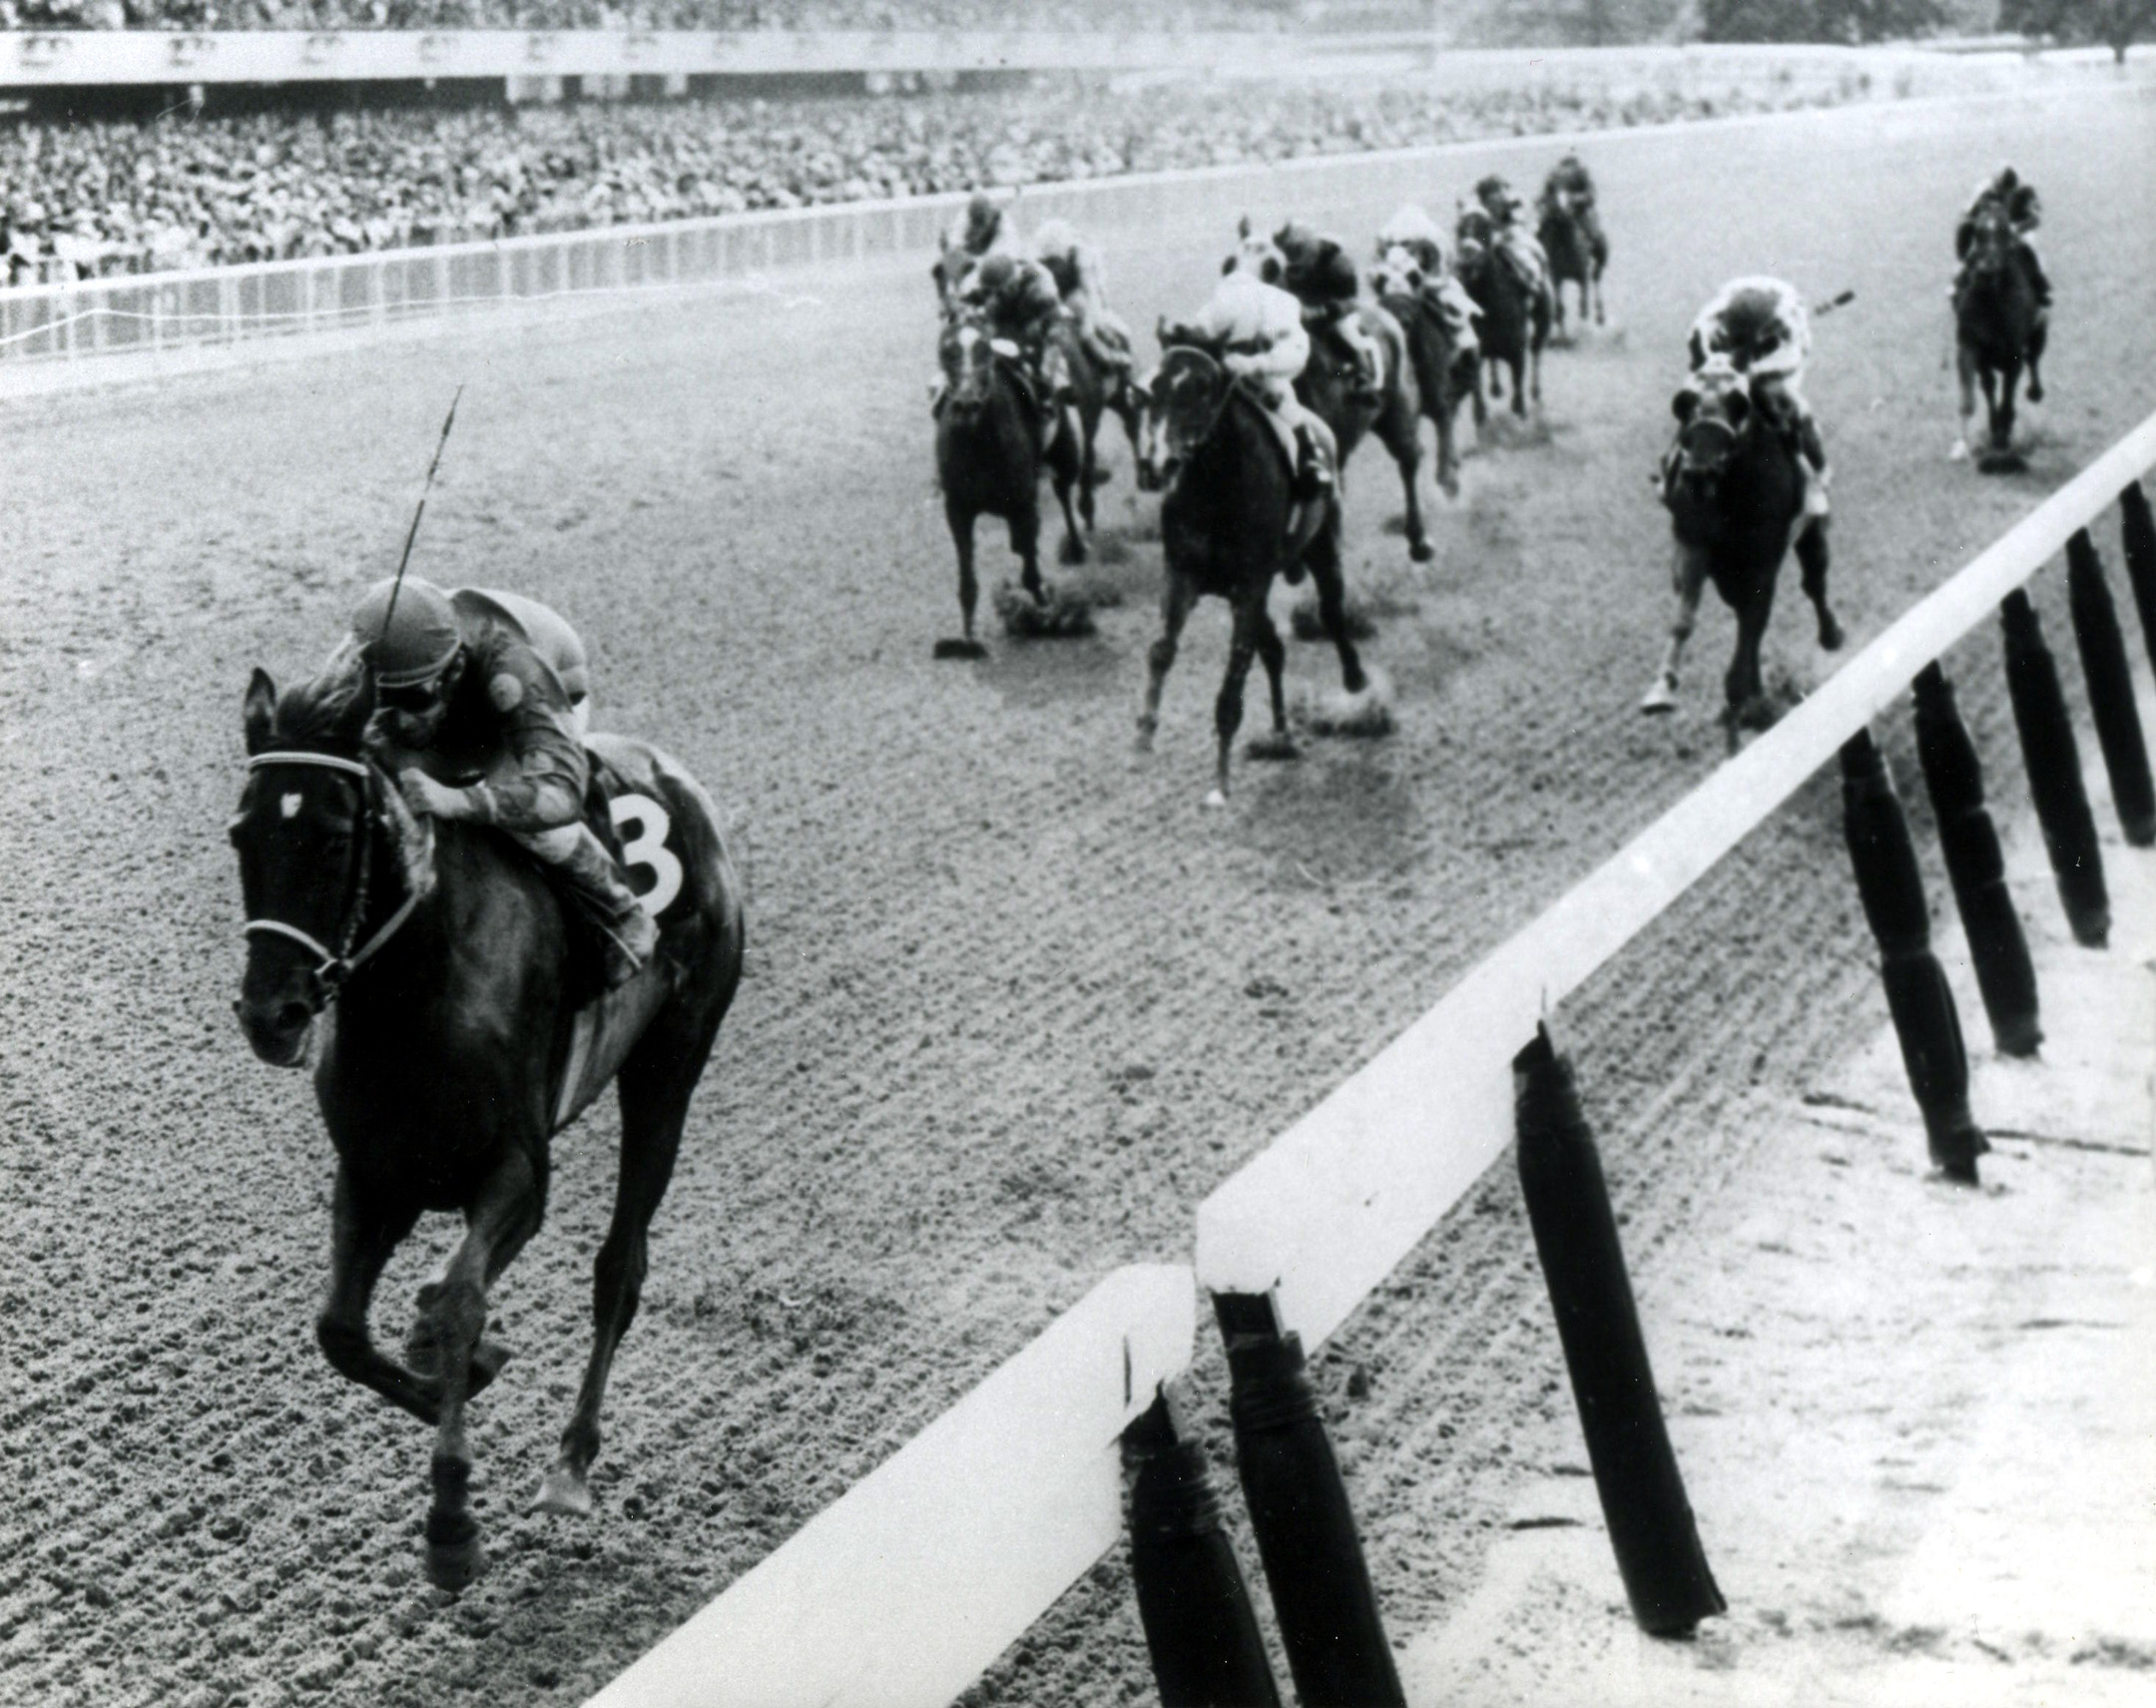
top-left (972, 252), bottom-right (1017, 291)
top-left (1032, 218), bottom-right (1076, 257)
top-left (964, 193), bottom-right (1001, 249)
top-left (351, 576), bottom-right (460, 688)
top-left (1475, 174), bottom-right (1509, 199)
top-left (1274, 220), bottom-right (1318, 255)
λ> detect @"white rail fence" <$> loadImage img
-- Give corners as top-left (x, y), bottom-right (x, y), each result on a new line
top-left (577, 409), bottom-right (2156, 1707)
top-left (0, 42), bottom-right (2097, 369)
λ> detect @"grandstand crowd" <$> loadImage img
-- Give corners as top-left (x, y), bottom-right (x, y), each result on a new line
top-left (1, 0), bottom-right (1295, 32)
top-left (0, 72), bottom-right (1871, 284)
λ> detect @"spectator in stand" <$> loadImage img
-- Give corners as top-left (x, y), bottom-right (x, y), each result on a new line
top-left (0, 73), bottom-right (1869, 285)
top-left (0, 0), bottom-right (1302, 31)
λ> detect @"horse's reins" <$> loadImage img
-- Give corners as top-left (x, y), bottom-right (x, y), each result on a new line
top-left (242, 751), bottom-right (422, 993)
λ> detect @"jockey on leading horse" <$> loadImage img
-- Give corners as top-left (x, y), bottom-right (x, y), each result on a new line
top-left (948, 250), bottom-right (1070, 432)
top-left (1373, 203), bottom-right (1480, 353)
top-left (335, 578), bottom-right (657, 989)
top-left (1162, 265), bottom-right (1339, 504)
top-left (1954, 165), bottom-right (2050, 321)
top-left (1271, 220), bottom-right (1384, 406)
top-left (1679, 276), bottom-right (1832, 527)
top-left (1030, 217), bottom-right (1135, 384)
top-left (1467, 174), bottom-right (1551, 297)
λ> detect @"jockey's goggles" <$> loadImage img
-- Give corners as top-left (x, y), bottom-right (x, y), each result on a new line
top-left (378, 676), bottom-right (448, 715)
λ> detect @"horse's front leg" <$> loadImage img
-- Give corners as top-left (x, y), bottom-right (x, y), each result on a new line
top-left (1052, 427), bottom-right (1088, 567)
top-left (1952, 343), bottom-right (1977, 461)
top-left (420, 1151), bottom-right (546, 1592)
top-left (1724, 589), bottom-right (1776, 750)
top-left (945, 499), bottom-right (980, 646)
top-left (1993, 361), bottom-right (2020, 455)
top-left (1390, 421), bottom-right (1433, 563)
top-left (1308, 515), bottom-right (1367, 698)
top-left (316, 1167), bottom-right (437, 1425)
top-left (1510, 354), bottom-right (1529, 418)
top-left (1011, 501), bottom-right (1048, 606)
top-left (1642, 539), bottom-right (1708, 714)
top-left (1798, 521), bottom-right (1842, 651)
top-left (1137, 566), bottom-right (1198, 753)
top-left (1211, 596), bottom-right (1264, 807)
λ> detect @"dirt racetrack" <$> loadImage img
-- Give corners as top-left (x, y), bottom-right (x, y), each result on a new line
top-left (3, 78), bottom-right (2153, 1708)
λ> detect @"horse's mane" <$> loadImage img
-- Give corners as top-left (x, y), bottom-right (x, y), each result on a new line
top-left (275, 648), bottom-right (370, 749)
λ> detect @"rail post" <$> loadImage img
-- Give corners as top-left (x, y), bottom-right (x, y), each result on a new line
top-left (1911, 665), bottom-right (2041, 1057)
top-left (1512, 1025), bottom-right (1726, 1637)
top-left (2065, 528), bottom-right (2156, 846)
top-left (1841, 729), bottom-right (1988, 1182)
top-left (1213, 1291), bottom-right (1403, 1708)
top-left (2001, 589), bottom-right (2110, 947)
top-left (1123, 1388), bottom-right (1283, 1708)
top-left (2117, 480), bottom-right (2156, 675)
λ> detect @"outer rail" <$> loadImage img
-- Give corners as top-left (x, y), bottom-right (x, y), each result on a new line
top-left (1195, 405), bottom-right (2156, 1350)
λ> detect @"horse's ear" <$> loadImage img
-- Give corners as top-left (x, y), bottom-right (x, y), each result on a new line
top-left (334, 668), bottom-right (377, 746)
top-left (244, 668), bottom-right (277, 756)
top-left (1671, 387), bottom-right (1699, 424)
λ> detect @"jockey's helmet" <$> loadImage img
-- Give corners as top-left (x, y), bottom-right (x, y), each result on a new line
top-left (971, 252), bottom-right (1017, 295)
top-left (351, 576), bottom-right (461, 689)
top-left (1032, 218), bottom-right (1077, 260)
top-left (963, 194), bottom-right (1002, 253)
top-left (1273, 220), bottom-right (1318, 257)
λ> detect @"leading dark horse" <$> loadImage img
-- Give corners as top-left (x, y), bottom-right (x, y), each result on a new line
top-left (1642, 364), bottom-right (1844, 743)
top-left (1953, 204), bottom-right (2047, 470)
top-left (1295, 299), bottom-right (1436, 564)
top-left (932, 311), bottom-right (1085, 657)
top-left (1134, 342), bottom-right (1373, 804)
top-left (1537, 189), bottom-right (1607, 341)
top-left (231, 664), bottom-right (744, 1590)
top-left (1453, 208), bottom-right (1551, 423)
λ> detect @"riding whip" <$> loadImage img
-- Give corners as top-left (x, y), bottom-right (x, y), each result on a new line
top-left (1811, 289), bottom-right (1857, 318)
top-left (379, 384), bottom-right (465, 640)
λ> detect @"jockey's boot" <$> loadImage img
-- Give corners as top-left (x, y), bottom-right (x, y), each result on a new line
top-left (551, 824), bottom-right (660, 989)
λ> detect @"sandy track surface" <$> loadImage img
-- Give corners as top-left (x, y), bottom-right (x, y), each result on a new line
top-left (2, 82), bottom-right (2152, 1708)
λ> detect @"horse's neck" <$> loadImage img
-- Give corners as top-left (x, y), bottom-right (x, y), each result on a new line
top-left (1186, 396), bottom-right (1289, 526)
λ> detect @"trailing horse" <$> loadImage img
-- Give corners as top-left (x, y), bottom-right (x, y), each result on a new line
top-left (1453, 208), bottom-right (1551, 423)
top-left (1537, 191), bottom-right (1607, 340)
top-left (932, 311), bottom-right (1085, 657)
top-left (1371, 242), bottom-right (1480, 501)
top-left (230, 665), bottom-right (744, 1591)
top-left (1296, 300), bottom-right (1435, 563)
top-left (1642, 364), bottom-right (1844, 743)
top-left (1050, 317), bottom-right (1143, 546)
top-left (1134, 342), bottom-right (1380, 804)
top-left (1953, 204), bottom-right (2047, 471)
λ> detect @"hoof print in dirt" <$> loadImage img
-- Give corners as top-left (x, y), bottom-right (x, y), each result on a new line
top-left (1289, 597), bottom-right (1378, 643)
top-left (1299, 667), bottom-right (1396, 739)
top-left (931, 637), bottom-right (988, 660)
top-left (993, 580), bottom-right (1097, 639)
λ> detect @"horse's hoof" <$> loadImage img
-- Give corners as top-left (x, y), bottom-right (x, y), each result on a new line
top-left (2026, 379), bottom-right (2044, 404)
top-left (425, 1534), bottom-right (484, 1594)
top-left (1639, 678), bottom-right (1678, 715)
top-left (1818, 615), bottom-right (1846, 653)
top-left (533, 1462), bottom-right (596, 1519)
top-left (931, 638), bottom-right (987, 661)
top-left (1057, 534), bottom-right (1088, 567)
top-left (1738, 696), bottom-right (1779, 734)
top-left (1409, 539), bottom-right (1435, 564)
top-left (1203, 788), bottom-right (1230, 810)
top-left (1246, 731), bottom-right (1300, 763)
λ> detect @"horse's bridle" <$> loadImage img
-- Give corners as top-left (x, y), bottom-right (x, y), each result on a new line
top-left (241, 750), bottom-right (419, 993)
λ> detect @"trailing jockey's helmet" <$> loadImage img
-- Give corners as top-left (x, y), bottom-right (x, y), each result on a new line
top-left (963, 193), bottom-right (1003, 255)
top-left (351, 576), bottom-right (460, 688)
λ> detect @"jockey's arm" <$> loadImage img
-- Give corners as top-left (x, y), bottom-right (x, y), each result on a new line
top-left (450, 642), bottom-right (590, 832)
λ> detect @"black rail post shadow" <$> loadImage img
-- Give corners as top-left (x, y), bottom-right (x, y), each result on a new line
top-left (1512, 1025), bottom-right (1726, 1638)
top-left (1841, 729), bottom-right (1989, 1183)
top-left (2117, 480), bottom-right (2156, 674)
top-left (1912, 664), bottom-right (2042, 1058)
top-left (2066, 528), bottom-right (2156, 847)
top-left (1212, 1290), bottom-right (1404, 1708)
top-left (2001, 589), bottom-right (2111, 947)
top-left (1123, 1386), bottom-right (1284, 1708)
